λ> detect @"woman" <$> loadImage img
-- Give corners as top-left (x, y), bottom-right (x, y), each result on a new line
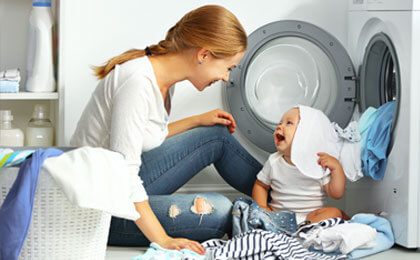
top-left (70, 5), bottom-right (262, 253)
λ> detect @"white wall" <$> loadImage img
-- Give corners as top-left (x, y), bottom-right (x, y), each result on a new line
top-left (60, 0), bottom-right (348, 194)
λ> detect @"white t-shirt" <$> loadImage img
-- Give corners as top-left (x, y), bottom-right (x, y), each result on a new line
top-left (257, 152), bottom-right (330, 223)
top-left (70, 56), bottom-right (174, 203)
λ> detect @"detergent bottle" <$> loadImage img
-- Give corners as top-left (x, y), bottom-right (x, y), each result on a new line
top-left (25, 0), bottom-right (56, 92)
top-left (0, 110), bottom-right (24, 147)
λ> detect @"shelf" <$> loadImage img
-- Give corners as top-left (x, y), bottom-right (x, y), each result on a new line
top-left (0, 92), bottom-right (59, 100)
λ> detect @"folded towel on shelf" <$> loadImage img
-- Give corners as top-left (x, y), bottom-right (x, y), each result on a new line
top-left (0, 80), bottom-right (19, 93)
top-left (0, 68), bottom-right (21, 82)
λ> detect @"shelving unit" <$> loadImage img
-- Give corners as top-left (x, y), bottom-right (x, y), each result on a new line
top-left (0, 92), bottom-right (59, 100)
top-left (0, 0), bottom-right (62, 145)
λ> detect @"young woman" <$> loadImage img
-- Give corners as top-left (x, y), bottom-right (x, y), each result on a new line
top-left (70, 5), bottom-right (262, 254)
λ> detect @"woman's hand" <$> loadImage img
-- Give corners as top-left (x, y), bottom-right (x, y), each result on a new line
top-left (196, 109), bottom-right (236, 133)
top-left (160, 236), bottom-right (205, 255)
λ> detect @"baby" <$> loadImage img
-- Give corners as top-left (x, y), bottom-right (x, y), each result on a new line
top-left (252, 106), bottom-right (349, 226)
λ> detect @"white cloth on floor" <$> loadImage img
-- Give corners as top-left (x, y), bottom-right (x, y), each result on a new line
top-left (42, 147), bottom-right (141, 220)
top-left (318, 222), bottom-right (376, 254)
top-left (291, 105), bottom-right (363, 182)
top-left (0, 68), bottom-right (21, 82)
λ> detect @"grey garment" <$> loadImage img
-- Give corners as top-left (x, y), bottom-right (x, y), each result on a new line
top-left (202, 229), bottom-right (347, 260)
top-left (232, 198), bottom-right (298, 237)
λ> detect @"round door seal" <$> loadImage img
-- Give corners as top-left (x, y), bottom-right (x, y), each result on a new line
top-left (225, 20), bottom-right (356, 152)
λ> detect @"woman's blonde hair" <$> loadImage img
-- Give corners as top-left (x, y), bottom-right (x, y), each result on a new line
top-left (92, 5), bottom-right (247, 79)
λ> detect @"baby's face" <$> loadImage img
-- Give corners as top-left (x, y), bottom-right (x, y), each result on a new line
top-left (273, 108), bottom-right (300, 155)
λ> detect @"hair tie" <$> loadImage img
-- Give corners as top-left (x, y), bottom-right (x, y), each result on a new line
top-left (145, 47), bottom-right (152, 56)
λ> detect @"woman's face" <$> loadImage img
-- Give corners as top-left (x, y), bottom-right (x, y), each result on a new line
top-left (189, 51), bottom-right (245, 91)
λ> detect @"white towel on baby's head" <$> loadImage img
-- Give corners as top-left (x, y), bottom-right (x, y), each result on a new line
top-left (291, 105), bottom-right (363, 182)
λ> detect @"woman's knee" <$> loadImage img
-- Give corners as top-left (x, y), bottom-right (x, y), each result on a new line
top-left (198, 125), bottom-right (230, 140)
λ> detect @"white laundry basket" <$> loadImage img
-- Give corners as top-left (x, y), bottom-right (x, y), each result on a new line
top-left (0, 166), bottom-right (112, 260)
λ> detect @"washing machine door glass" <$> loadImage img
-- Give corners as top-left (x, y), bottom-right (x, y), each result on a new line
top-left (244, 36), bottom-right (338, 129)
top-left (226, 20), bottom-right (356, 152)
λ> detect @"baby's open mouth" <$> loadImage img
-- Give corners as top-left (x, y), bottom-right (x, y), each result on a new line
top-left (276, 133), bottom-right (285, 142)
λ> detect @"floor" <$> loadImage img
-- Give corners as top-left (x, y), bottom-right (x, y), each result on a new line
top-left (105, 244), bottom-right (420, 259)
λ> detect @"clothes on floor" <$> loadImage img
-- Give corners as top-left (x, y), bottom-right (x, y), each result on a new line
top-left (232, 197), bottom-right (298, 237)
top-left (361, 101), bottom-right (395, 180)
top-left (313, 222), bottom-right (376, 254)
top-left (0, 149), bottom-right (35, 168)
top-left (291, 105), bottom-right (363, 182)
top-left (0, 148), bottom-right (62, 260)
top-left (203, 229), bottom-right (347, 260)
top-left (42, 146), bottom-right (141, 220)
top-left (257, 152), bottom-right (329, 222)
top-left (294, 217), bottom-right (376, 255)
top-left (348, 213), bottom-right (394, 259)
top-left (131, 242), bottom-right (204, 260)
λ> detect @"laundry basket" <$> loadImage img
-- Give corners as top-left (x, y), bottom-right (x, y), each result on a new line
top-left (0, 166), bottom-right (112, 260)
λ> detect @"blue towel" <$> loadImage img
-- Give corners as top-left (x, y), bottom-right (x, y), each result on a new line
top-left (0, 148), bottom-right (63, 260)
top-left (0, 80), bottom-right (19, 93)
top-left (348, 213), bottom-right (394, 259)
top-left (361, 101), bottom-right (395, 180)
top-left (131, 242), bottom-right (205, 260)
top-left (358, 107), bottom-right (378, 152)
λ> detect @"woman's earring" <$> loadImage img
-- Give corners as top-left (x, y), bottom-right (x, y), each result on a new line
top-left (198, 61), bottom-right (202, 65)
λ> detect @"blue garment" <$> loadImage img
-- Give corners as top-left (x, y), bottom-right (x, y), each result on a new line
top-left (0, 80), bottom-right (19, 93)
top-left (361, 101), bottom-right (395, 180)
top-left (232, 197), bottom-right (298, 237)
top-left (348, 213), bottom-right (394, 259)
top-left (358, 107), bottom-right (378, 152)
top-left (131, 242), bottom-right (205, 260)
top-left (0, 148), bottom-right (63, 260)
top-left (108, 126), bottom-right (262, 246)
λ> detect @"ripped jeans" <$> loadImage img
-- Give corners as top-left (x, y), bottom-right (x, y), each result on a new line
top-left (108, 126), bottom-right (262, 246)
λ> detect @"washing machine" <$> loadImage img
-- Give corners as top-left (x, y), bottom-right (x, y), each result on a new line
top-left (224, 0), bottom-right (420, 249)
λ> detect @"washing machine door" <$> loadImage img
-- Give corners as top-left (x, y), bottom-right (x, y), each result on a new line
top-left (226, 20), bottom-right (356, 153)
top-left (358, 32), bottom-right (401, 151)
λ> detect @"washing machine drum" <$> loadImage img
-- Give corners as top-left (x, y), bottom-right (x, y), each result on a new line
top-left (226, 20), bottom-right (357, 153)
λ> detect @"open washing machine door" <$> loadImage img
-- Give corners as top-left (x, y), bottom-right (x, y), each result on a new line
top-left (358, 32), bottom-right (401, 152)
top-left (226, 20), bottom-right (357, 153)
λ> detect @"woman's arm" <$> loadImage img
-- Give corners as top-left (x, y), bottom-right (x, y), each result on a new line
top-left (167, 109), bottom-right (236, 138)
top-left (317, 152), bottom-right (346, 200)
top-left (252, 179), bottom-right (272, 211)
top-left (134, 200), bottom-right (205, 254)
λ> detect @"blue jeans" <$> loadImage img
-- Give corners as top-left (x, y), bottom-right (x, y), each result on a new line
top-left (108, 125), bottom-right (262, 246)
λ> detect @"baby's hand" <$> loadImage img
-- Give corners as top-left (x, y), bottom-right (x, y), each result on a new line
top-left (317, 152), bottom-right (340, 171)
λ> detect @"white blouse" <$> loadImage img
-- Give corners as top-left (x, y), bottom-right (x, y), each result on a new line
top-left (70, 56), bottom-right (173, 202)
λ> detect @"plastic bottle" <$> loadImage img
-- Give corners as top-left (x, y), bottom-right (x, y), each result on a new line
top-left (26, 104), bottom-right (54, 146)
top-left (0, 110), bottom-right (24, 147)
top-left (25, 0), bottom-right (56, 93)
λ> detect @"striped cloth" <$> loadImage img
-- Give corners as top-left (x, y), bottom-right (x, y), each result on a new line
top-left (203, 229), bottom-right (347, 260)
top-left (0, 149), bottom-right (35, 168)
